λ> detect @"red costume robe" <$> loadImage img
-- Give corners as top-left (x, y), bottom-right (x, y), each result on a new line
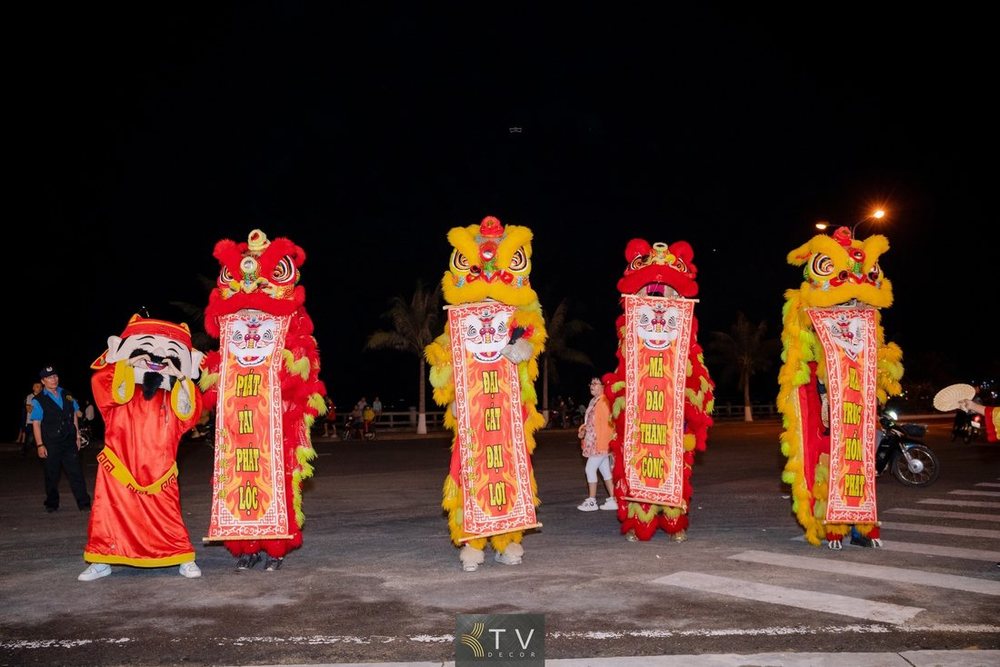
top-left (84, 366), bottom-right (203, 566)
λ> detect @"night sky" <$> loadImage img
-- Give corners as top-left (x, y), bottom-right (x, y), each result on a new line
top-left (11, 5), bottom-right (996, 424)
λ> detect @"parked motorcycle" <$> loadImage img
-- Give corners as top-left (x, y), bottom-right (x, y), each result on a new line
top-left (951, 410), bottom-right (983, 444)
top-left (875, 410), bottom-right (940, 486)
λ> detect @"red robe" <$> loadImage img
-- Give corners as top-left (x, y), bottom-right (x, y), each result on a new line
top-left (84, 366), bottom-right (202, 566)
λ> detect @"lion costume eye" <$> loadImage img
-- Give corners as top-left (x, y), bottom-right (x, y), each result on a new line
top-left (810, 254), bottom-right (834, 277)
top-left (272, 256), bottom-right (296, 284)
top-left (508, 248), bottom-right (528, 272)
top-left (219, 265), bottom-right (234, 286)
top-left (629, 255), bottom-right (648, 271)
top-left (868, 262), bottom-right (882, 282)
top-left (672, 257), bottom-right (688, 273)
top-left (451, 250), bottom-right (470, 273)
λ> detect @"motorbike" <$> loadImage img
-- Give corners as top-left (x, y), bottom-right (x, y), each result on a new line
top-left (952, 409), bottom-right (983, 444)
top-left (875, 410), bottom-right (940, 486)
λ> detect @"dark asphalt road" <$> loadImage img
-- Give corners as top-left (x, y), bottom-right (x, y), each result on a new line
top-left (1, 419), bottom-right (998, 666)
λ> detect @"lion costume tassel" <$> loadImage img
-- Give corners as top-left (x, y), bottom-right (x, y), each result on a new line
top-left (425, 216), bottom-right (547, 572)
top-left (777, 225), bottom-right (903, 548)
top-left (607, 238), bottom-right (714, 542)
top-left (201, 229), bottom-right (326, 571)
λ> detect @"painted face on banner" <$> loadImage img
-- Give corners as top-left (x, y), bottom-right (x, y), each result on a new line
top-left (106, 332), bottom-right (203, 384)
top-left (824, 312), bottom-right (866, 360)
top-left (635, 303), bottom-right (681, 351)
top-left (460, 308), bottom-right (511, 363)
top-left (227, 315), bottom-right (279, 367)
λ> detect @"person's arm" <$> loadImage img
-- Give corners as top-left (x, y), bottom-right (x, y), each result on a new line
top-left (32, 421), bottom-right (46, 458)
top-left (73, 399), bottom-right (82, 449)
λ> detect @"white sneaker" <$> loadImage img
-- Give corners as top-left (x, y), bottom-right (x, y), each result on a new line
top-left (179, 561), bottom-right (202, 578)
top-left (78, 563), bottom-right (112, 581)
top-left (577, 497), bottom-right (599, 512)
top-left (600, 497), bottom-right (618, 510)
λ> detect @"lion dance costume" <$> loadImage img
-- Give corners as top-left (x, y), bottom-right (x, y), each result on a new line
top-left (607, 238), bottom-right (714, 542)
top-left (425, 216), bottom-right (547, 572)
top-left (201, 229), bottom-right (326, 570)
top-left (82, 314), bottom-right (204, 581)
top-left (777, 225), bottom-right (903, 548)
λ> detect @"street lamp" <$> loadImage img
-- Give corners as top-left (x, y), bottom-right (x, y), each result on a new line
top-left (852, 208), bottom-right (886, 238)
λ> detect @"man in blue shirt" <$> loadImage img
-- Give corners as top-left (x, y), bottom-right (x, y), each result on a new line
top-left (31, 366), bottom-right (91, 513)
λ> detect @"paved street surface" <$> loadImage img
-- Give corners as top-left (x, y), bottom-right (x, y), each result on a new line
top-left (1, 419), bottom-right (998, 666)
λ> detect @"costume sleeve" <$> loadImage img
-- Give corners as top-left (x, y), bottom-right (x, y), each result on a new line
top-left (987, 406), bottom-right (1000, 443)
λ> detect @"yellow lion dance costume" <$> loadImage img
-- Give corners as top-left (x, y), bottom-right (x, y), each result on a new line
top-left (425, 216), bottom-right (547, 572)
top-left (778, 225), bottom-right (903, 548)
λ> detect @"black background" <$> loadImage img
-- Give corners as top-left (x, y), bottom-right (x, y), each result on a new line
top-left (10, 4), bottom-right (996, 424)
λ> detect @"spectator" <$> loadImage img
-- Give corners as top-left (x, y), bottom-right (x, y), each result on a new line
top-left (372, 396), bottom-right (383, 422)
top-left (576, 377), bottom-right (617, 512)
top-left (31, 366), bottom-right (91, 513)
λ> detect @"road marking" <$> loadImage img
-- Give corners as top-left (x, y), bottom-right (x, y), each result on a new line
top-left (917, 499), bottom-right (1000, 509)
top-left (653, 571), bottom-right (924, 624)
top-left (729, 550), bottom-right (1000, 596)
top-left (862, 539), bottom-right (1000, 563)
top-left (880, 521), bottom-right (1000, 539)
top-left (975, 482), bottom-right (1000, 488)
top-left (883, 507), bottom-right (1000, 523)
top-left (949, 489), bottom-right (1000, 497)
top-left (4, 633), bottom-right (1000, 653)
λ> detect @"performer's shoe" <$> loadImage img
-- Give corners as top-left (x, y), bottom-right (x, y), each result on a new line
top-left (827, 539), bottom-right (843, 550)
top-left (850, 534), bottom-right (874, 548)
top-left (599, 498), bottom-right (618, 510)
top-left (78, 563), bottom-right (112, 581)
top-left (671, 530), bottom-right (688, 543)
top-left (179, 561), bottom-right (202, 578)
top-left (263, 556), bottom-right (283, 571)
top-left (235, 553), bottom-right (260, 570)
top-left (625, 530), bottom-right (638, 542)
top-left (494, 542), bottom-right (523, 566)
top-left (460, 545), bottom-right (485, 572)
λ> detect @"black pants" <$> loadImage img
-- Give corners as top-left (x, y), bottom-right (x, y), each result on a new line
top-left (42, 437), bottom-right (91, 510)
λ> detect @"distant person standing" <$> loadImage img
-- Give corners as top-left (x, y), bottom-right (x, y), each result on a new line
top-left (31, 366), bottom-right (91, 513)
top-left (372, 396), bottom-right (383, 422)
top-left (21, 382), bottom-right (43, 456)
top-left (576, 377), bottom-right (617, 512)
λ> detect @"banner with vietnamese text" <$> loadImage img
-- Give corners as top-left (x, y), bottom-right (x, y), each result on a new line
top-left (448, 302), bottom-right (539, 540)
top-left (206, 311), bottom-right (291, 541)
top-left (808, 306), bottom-right (878, 525)
top-left (621, 295), bottom-right (694, 507)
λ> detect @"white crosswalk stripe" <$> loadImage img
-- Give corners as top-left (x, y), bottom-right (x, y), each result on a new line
top-left (729, 550), bottom-right (1000, 595)
top-left (883, 507), bottom-right (1000, 523)
top-left (653, 572), bottom-right (924, 625)
top-left (879, 521), bottom-right (1000, 539)
top-left (917, 498), bottom-right (1000, 509)
top-left (948, 489), bottom-right (1000, 497)
top-left (975, 482), bottom-right (1000, 488)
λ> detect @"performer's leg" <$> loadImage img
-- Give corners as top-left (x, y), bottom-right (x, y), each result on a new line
top-left (491, 532), bottom-right (523, 565)
top-left (460, 537), bottom-right (487, 572)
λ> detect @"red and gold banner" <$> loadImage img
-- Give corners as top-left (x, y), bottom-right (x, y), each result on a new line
top-left (448, 302), bottom-right (540, 540)
top-left (808, 306), bottom-right (878, 525)
top-left (621, 295), bottom-right (695, 507)
top-left (206, 311), bottom-right (292, 541)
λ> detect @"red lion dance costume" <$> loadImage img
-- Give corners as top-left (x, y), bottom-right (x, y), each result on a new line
top-left (425, 216), bottom-right (547, 572)
top-left (607, 238), bottom-right (714, 542)
top-left (778, 226), bottom-right (902, 549)
top-left (201, 229), bottom-right (326, 571)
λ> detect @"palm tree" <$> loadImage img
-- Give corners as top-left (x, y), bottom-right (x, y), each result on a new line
top-left (540, 297), bottom-right (594, 423)
top-left (365, 280), bottom-right (442, 434)
top-left (706, 311), bottom-right (780, 422)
